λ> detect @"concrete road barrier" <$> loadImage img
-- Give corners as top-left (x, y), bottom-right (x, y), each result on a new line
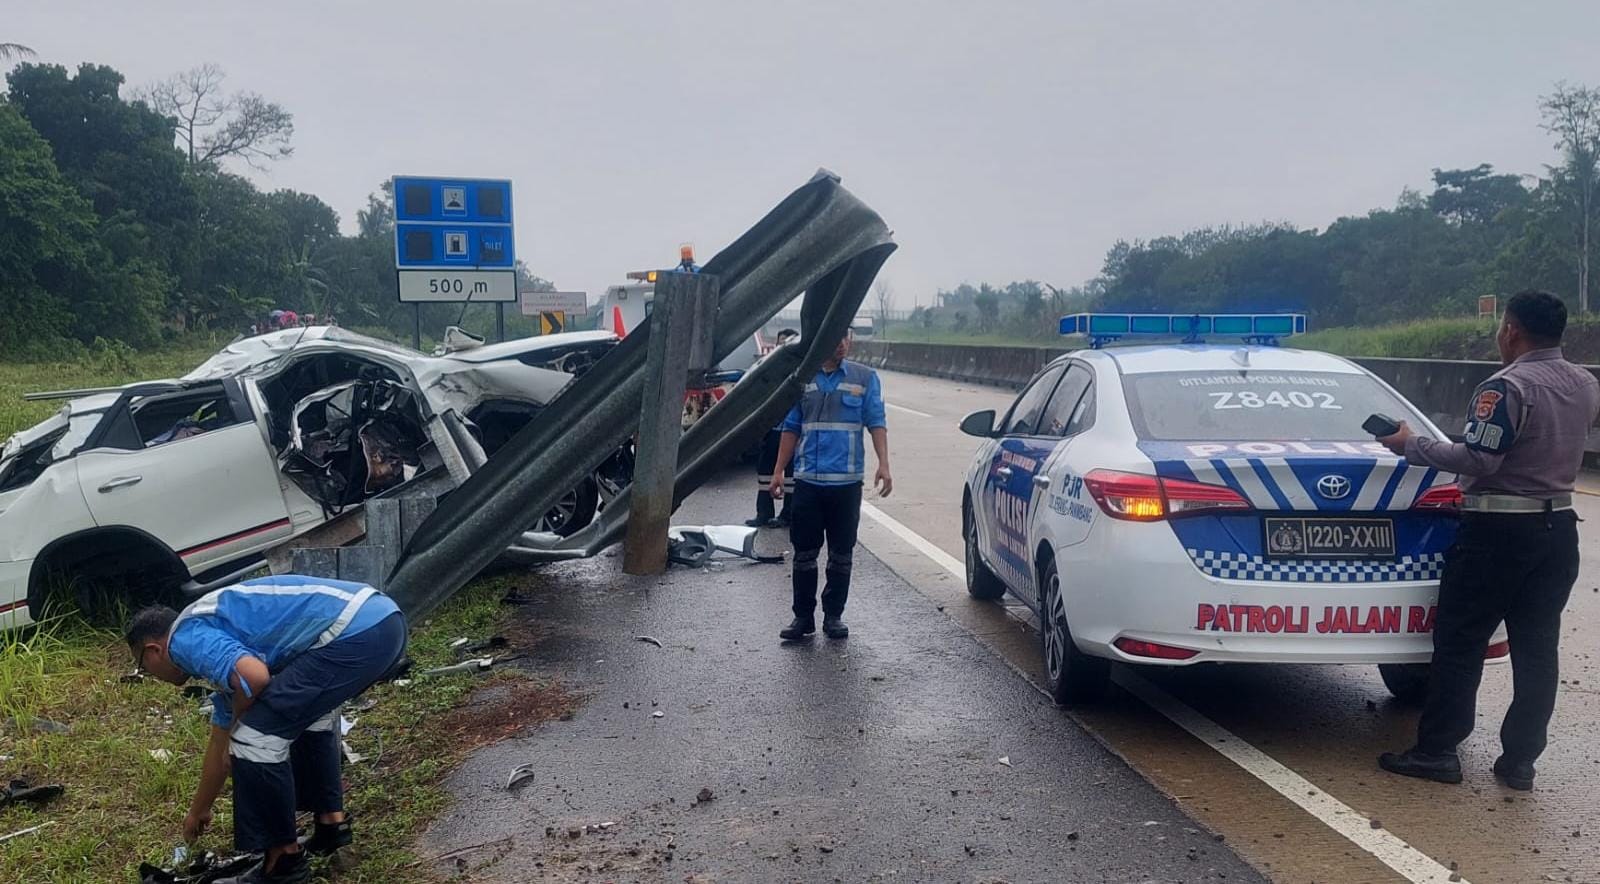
top-left (855, 340), bottom-right (1600, 460)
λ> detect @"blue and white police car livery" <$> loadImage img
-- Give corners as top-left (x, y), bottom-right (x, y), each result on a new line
top-left (959, 313), bottom-right (1503, 705)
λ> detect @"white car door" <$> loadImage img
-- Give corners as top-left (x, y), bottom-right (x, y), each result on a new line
top-left (978, 364), bottom-right (1065, 597)
top-left (75, 384), bottom-right (292, 573)
top-left (1030, 363), bottom-right (1099, 554)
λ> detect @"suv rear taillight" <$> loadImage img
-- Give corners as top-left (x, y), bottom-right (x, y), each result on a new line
top-left (1413, 483), bottom-right (1462, 512)
top-left (1083, 469), bottom-right (1252, 522)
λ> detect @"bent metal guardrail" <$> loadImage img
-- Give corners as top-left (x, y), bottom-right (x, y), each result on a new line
top-left (384, 171), bottom-right (897, 618)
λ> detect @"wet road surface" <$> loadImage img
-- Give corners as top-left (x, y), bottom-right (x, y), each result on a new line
top-left (421, 476), bottom-right (1264, 883)
top-left (854, 369), bottom-right (1600, 884)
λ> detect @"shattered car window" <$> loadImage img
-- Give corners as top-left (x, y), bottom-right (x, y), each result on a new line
top-left (129, 390), bottom-right (239, 447)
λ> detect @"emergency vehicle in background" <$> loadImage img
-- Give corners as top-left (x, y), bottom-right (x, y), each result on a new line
top-left (959, 313), bottom-right (1493, 705)
top-left (603, 251), bottom-right (765, 429)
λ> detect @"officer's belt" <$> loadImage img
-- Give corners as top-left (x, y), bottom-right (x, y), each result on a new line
top-left (1461, 493), bottom-right (1572, 514)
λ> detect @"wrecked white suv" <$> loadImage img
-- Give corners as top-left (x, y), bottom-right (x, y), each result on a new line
top-left (0, 327), bottom-right (622, 628)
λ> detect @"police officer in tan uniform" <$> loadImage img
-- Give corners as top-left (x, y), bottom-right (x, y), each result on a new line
top-left (1378, 291), bottom-right (1600, 791)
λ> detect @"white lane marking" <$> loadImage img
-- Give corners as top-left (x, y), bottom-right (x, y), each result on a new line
top-left (887, 402), bottom-right (934, 419)
top-left (1115, 673), bottom-right (1469, 884)
top-left (858, 500), bottom-right (1470, 884)
top-left (862, 502), bottom-right (965, 576)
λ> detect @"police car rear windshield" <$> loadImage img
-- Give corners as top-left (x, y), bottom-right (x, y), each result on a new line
top-left (1122, 371), bottom-right (1421, 442)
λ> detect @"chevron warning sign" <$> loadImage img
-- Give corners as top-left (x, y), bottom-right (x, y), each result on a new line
top-left (539, 311), bottom-right (565, 335)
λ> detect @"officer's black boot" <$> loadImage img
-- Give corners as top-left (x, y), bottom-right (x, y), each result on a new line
top-left (822, 616), bottom-right (849, 639)
top-left (300, 815), bottom-right (354, 855)
top-left (1493, 755), bottom-right (1536, 791)
top-left (1377, 748), bottom-right (1463, 784)
top-left (779, 618), bottom-right (815, 641)
top-left (747, 491), bottom-right (775, 528)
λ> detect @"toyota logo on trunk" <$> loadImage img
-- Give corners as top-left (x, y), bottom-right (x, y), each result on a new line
top-left (1316, 474), bottom-right (1352, 500)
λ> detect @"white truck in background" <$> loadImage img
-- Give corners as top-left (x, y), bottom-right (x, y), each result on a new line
top-left (596, 275), bottom-right (765, 429)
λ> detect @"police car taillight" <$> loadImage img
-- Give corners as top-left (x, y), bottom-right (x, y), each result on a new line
top-left (1114, 637), bottom-right (1200, 660)
top-left (1412, 483), bottom-right (1462, 511)
top-left (1084, 470), bottom-right (1251, 522)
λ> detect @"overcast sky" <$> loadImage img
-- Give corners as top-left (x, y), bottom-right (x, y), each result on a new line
top-left (9, 1), bottom-right (1595, 306)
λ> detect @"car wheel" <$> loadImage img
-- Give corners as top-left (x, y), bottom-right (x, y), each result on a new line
top-left (534, 477), bottom-right (600, 538)
top-left (1039, 556), bottom-right (1109, 705)
top-left (1378, 663), bottom-right (1430, 705)
top-left (39, 557), bottom-right (181, 627)
top-left (963, 500), bottom-right (1006, 600)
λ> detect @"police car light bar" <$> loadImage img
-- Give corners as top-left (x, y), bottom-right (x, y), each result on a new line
top-left (1059, 313), bottom-right (1307, 348)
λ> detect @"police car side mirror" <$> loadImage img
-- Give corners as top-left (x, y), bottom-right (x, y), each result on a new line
top-left (960, 409), bottom-right (997, 438)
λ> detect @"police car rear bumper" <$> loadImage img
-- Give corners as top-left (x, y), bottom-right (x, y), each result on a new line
top-left (1061, 522), bottom-right (1507, 666)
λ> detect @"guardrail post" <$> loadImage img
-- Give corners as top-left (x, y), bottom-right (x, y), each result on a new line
top-left (623, 271), bottom-right (719, 574)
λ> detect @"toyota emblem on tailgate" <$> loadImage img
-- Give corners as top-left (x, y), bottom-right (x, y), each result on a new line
top-left (1316, 474), bottom-right (1352, 500)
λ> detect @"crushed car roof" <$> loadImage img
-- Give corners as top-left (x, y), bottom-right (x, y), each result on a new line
top-left (184, 327), bottom-right (422, 380)
top-left (442, 330), bottom-right (617, 364)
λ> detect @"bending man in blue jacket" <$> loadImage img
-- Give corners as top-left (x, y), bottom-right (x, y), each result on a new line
top-left (126, 576), bottom-right (408, 884)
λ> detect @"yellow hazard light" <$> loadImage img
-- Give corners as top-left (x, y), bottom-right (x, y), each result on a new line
top-left (625, 270), bottom-right (660, 283)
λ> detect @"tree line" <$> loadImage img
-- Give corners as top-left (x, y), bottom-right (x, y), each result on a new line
top-left (915, 83), bottom-right (1600, 339)
top-left (0, 59), bottom-right (550, 361)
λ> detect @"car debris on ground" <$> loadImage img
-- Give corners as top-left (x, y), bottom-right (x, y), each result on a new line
top-left (450, 635), bottom-right (508, 656)
top-left (0, 821), bottom-right (56, 843)
top-left (137, 850), bottom-right (259, 884)
top-left (0, 778), bottom-right (64, 809)
top-left (506, 763), bottom-right (537, 791)
top-left (418, 657), bottom-right (499, 678)
top-left (666, 525), bottom-right (783, 569)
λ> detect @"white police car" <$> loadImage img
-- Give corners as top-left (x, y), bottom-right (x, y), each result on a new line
top-left (960, 314), bottom-right (1500, 705)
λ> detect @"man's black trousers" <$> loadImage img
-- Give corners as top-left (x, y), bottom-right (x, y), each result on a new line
top-left (1416, 510), bottom-right (1579, 764)
top-left (789, 480), bottom-right (862, 622)
top-left (754, 429), bottom-right (794, 522)
top-left (230, 612), bottom-right (407, 851)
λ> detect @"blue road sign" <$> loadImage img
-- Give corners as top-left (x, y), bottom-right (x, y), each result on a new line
top-left (394, 223), bottom-right (515, 269)
top-left (391, 176), bottom-right (515, 269)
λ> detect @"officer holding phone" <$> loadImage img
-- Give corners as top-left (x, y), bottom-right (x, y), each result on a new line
top-left (1376, 290), bottom-right (1599, 791)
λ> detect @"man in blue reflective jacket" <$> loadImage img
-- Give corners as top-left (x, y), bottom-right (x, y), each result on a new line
top-left (126, 576), bottom-right (408, 884)
top-left (769, 333), bottom-right (892, 641)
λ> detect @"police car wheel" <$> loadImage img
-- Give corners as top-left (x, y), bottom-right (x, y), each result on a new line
top-left (1377, 663), bottom-right (1431, 705)
top-left (1039, 556), bottom-right (1108, 705)
top-left (963, 500), bottom-right (1006, 600)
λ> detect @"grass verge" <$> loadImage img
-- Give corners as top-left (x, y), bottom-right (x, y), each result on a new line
top-left (0, 574), bottom-right (571, 883)
top-left (0, 339), bottom-right (225, 438)
top-left (1296, 317), bottom-right (1499, 359)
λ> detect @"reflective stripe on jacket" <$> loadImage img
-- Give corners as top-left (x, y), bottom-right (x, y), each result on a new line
top-left (781, 361), bottom-right (886, 484)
